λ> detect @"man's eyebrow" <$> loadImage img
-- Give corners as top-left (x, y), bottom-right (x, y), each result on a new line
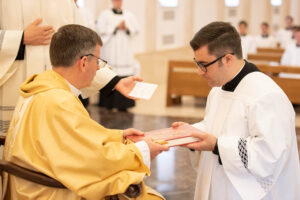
top-left (197, 60), bottom-right (209, 64)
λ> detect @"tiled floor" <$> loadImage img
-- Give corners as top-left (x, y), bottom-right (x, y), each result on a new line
top-left (88, 106), bottom-right (300, 200)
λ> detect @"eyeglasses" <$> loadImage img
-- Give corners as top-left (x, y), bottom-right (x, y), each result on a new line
top-left (80, 54), bottom-right (107, 68)
top-left (193, 53), bottom-right (234, 72)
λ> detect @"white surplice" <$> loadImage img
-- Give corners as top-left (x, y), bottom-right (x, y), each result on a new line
top-left (281, 43), bottom-right (300, 67)
top-left (0, 0), bottom-right (117, 135)
top-left (96, 9), bottom-right (140, 76)
top-left (241, 35), bottom-right (256, 59)
top-left (276, 28), bottom-right (294, 48)
top-left (192, 71), bottom-right (300, 200)
top-left (254, 35), bottom-right (277, 48)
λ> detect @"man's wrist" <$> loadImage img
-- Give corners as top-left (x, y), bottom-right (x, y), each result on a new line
top-left (212, 138), bottom-right (219, 155)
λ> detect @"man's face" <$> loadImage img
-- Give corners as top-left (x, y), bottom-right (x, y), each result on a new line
top-left (112, 0), bottom-right (122, 10)
top-left (286, 18), bottom-right (293, 27)
top-left (194, 46), bottom-right (227, 87)
top-left (238, 24), bottom-right (247, 35)
top-left (261, 24), bottom-right (268, 35)
top-left (84, 45), bottom-right (101, 87)
top-left (295, 31), bottom-right (300, 44)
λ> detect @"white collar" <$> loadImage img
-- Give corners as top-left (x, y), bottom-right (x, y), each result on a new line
top-left (66, 81), bottom-right (82, 97)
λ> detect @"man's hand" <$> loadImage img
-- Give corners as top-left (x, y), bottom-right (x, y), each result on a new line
top-left (184, 132), bottom-right (217, 151)
top-left (172, 121), bottom-right (188, 129)
top-left (117, 20), bottom-right (126, 30)
top-left (123, 128), bottom-right (143, 143)
top-left (144, 137), bottom-right (169, 160)
top-left (24, 18), bottom-right (55, 45)
top-left (115, 76), bottom-right (143, 99)
top-left (123, 128), bottom-right (144, 137)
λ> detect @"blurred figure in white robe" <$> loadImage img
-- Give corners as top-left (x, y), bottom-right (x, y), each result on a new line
top-left (238, 20), bottom-right (256, 59)
top-left (281, 26), bottom-right (300, 66)
top-left (276, 15), bottom-right (295, 48)
top-left (96, 0), bottom-right (140, 111)
top-left (255, 22), bottom-right (277, 48)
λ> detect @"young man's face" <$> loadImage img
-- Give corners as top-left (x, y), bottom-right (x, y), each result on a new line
top-left (193, 45), bottom-right (228, 87)
top-left (112, 0), bottom-right (122, 10)
top-left (286, 17), bottom-right (293, 27)
top-left (295, 31), bottom-right (300, 44)
top-left (261, 24), bottom-right (269, 35)
top-left (238, 24), bottom-right (247, 35)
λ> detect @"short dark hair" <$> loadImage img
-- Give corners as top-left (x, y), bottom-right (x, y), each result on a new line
top-left (294, 26), bottom-right (300, 32)
top-left (261, 22), bottom-right (269, 27)
top-left (50, 24), bottom-right (102, 67)
top-left (190, 21), bottom-right (243, 59)
top-left (239, 20), bottom-right (248, 27)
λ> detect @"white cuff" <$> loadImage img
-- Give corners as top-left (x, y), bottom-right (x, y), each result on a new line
top-left (134, 141), bottom-right (151, 170)
top-left (80, 66), bottom-right (117, 98)
top-left (192, 121), bottom-right (205, 130)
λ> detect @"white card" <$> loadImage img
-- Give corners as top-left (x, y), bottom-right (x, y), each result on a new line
top-left (129, 82), bottom-right (158, 100)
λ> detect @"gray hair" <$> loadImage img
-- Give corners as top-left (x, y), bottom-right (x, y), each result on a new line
top-left (50, 24), bottom-right (102, 67)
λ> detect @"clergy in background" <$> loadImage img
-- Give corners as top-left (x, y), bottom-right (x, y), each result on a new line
top-left (96, 0), bottom-right (140, 112)
top-left (238, 20), bottom-right (256, 59)
top-left (281, 26), bottom-right (300, 66)
top-left (0, 0), bottom-right (140, 137)
top-left (254, 22), bottom-right (277, 48)
top-left (276, 15), bottom-right (295, 48)
top-left (174, 22), bottom-right (300, 200)
top-left (3, 24), bottom-right (168, 200)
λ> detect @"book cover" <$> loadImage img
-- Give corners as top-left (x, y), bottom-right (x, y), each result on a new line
top-left (126, 124), bottom-right (200, 147)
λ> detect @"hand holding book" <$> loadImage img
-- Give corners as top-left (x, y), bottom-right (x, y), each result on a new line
top-left (126, 124), bottom-right (201, 147)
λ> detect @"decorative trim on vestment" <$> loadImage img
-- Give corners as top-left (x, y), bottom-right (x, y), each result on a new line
top-left (238, 138), bottom-right (248, 169)
top-left (253, 174), bottom-right (273, 192)
top-left (0, 120), bottom-right (10, 135)
top-left (238, 138), bottom-right (273, 192)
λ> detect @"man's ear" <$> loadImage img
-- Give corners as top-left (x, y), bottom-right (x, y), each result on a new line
top-left (78, 56), bottom-right (87, 72)
top-left (224, 54), bottom-right (234, 66)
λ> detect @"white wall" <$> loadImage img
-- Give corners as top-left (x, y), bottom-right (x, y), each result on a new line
top-left (193, 0), bottom-right (219, 34)
top-left (123, 0), bottom-right (146, 53)
top-left (155, 1), bottom-right (185, 50)
top-left (80, 0), bottom-right (300, 53)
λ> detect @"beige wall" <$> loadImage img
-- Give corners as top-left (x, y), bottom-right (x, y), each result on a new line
top-left (81, 0), bottom-right (300, 53)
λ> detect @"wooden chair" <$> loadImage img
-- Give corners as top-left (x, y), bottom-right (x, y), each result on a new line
top-left (247, 53), bottom-right (282, 63)
top-left (0, 137), bottom-right (142, 200)
top-left (256, 47), bottom-right (285, 54)
top-left (256, 64), bottom-right (300, 104)
top-left (166, 60), bottom-right (211, 106)
top-left (166, 60), bottom-right (300, 106)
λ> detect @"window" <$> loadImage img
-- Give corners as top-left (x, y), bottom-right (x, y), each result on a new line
top-left (225, 0), bottom-right (239, 7)
top-left (158, 0), bottom-right (178, 7)
top-left (270, 0), bottom-right (282, 6)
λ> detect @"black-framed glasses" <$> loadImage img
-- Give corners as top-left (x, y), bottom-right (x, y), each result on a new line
top-left (80, 54), bottom-right (107, 68)
top-left (193, 53), bottom-right (234, 72)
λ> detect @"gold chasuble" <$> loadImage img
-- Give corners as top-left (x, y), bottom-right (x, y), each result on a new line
top-left (3, 70), bottom-right (163, 200)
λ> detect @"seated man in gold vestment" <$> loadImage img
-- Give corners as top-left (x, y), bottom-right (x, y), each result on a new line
top-left (3, 24), bottom-right (168, 200)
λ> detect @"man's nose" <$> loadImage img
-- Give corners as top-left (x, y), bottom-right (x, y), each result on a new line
top-left (197, 67), bottom-right (205, 75)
